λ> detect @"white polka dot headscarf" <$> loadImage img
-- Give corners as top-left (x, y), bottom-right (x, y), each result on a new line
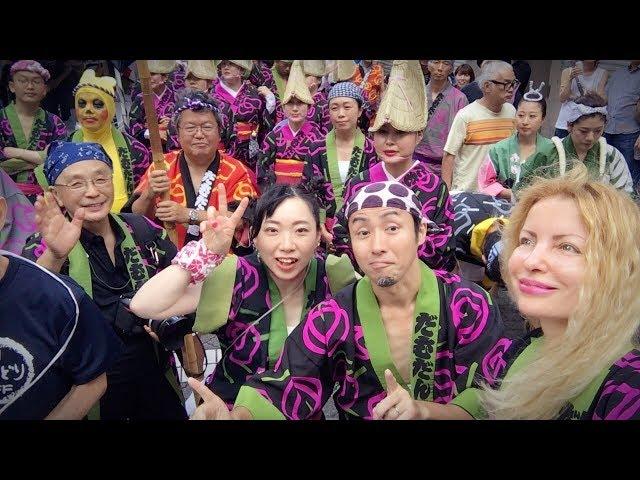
top-left (345, 181), bottom-right (425, 223)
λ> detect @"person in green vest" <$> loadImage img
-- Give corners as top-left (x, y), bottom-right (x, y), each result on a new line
top-left (318, 82), bottom-right (378, 222)
top-left (405, 166), bottom-right (640, 420)
top-left (478, 81), bottom-right (552, 202)
top-left (180, 180), bottom-right (506, 420)
top-left (0, 60), bottom-right (67, 203)
top-left (517, 92), bottom-right (634, 196)
top-left (22, 141), bottom-right (186, 420)
top-left (130, 182), bottom-right (358, 409)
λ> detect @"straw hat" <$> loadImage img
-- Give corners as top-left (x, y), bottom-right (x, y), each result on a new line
top-left (302, 60), bottom-right (328, 78)
top-left (186, 60), bottom-right (217, 80)
top-left (336, 60), bottom-right (358, 81)
top-left (369, 60), bottom-right (427, 133)
top-left (147, 60), bottom-right (177, 74)
top-left (282, 60), bottom-right (314, 105)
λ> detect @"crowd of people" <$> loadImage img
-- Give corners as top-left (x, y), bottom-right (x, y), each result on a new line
top-left (1, 58), bottom-right (639, 421)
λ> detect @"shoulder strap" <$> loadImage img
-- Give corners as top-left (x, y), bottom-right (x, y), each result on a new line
top-left (118, 212), bottom-right (157, 246)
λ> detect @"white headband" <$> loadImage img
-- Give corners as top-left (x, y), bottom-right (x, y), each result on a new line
top-left (523, 81), bottom-right (545, 102)
top-left (566, 102), bottom-right (608, 124)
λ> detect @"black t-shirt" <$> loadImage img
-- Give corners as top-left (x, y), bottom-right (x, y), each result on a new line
top-left (0, 254), bottom-right (122, 420)
top-left (22, 214), bottom-right (178, 383)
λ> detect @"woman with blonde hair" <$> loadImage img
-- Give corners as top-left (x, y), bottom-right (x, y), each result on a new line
top-left (380, 165), bottom-right (640, 420)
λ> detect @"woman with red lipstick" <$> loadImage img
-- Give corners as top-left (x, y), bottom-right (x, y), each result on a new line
top-left (332, 60), bottom-right (456, 272)
top-left (130, 182), bottom-right (357, 407)
top-left (439, 167), bottom-right (640, 419)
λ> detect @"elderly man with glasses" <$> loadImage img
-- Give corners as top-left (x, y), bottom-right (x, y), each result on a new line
top-left (442, 60), bottom-right (517, 193)
top-left (130, 89), bottom-right (257, 249)
top-left (22, 140), bottom-right (188, 420)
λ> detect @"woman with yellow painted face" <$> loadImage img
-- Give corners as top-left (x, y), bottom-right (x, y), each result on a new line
top-left (34, 69), bottom-right (151, 213)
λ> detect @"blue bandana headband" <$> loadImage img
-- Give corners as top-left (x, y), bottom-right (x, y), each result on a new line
top-left (328, 81), bottom-right (364, 105)
top-left (44, 141), bottom-right (111, 185)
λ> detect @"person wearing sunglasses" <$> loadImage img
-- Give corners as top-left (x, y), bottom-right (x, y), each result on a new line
top-left (442, 60), bottom-right (517, 193)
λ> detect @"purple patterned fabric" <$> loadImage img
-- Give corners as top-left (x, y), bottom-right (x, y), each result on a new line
top-left (345, 180), bottom-right (425, 222)
top-left (203, 254), bottom-right (336, 406)
top-left (211, 79), bottom-right (274, 169)
top-left (0, 105), bottom-right (67, 196)
top-left (306, 91), bottom-right (331, 135)
top-left (239, 269), bottom-right (505, 419)
top-left (256, 120), bottom-right (333, 210)
top-left (248, 61), bottom-right (276, 91)
top-left (10, 60), bottom-right (50, 82)
top-left (473, 329), bottom-right (640, 420)
top-left (127, 84), bottom-right (176, 153)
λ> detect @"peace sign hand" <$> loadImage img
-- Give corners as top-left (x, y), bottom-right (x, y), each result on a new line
top-left (200, 183), bottom-right (249, 256)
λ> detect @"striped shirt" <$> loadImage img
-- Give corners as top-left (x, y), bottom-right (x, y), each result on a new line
top-left (444, 100), bottom-right (516, 192)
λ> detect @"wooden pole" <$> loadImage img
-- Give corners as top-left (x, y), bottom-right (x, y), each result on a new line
top-left (137, 61), bottom-right (202, 398)
top-left (135, 60), bottom-right (178, 245)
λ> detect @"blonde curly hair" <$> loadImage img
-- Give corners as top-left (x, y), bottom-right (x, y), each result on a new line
top-left (480, 165), bottom-right (640, 419)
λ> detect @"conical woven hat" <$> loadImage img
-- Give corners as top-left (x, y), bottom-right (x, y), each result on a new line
top-left (147, 60), bottom-right (177, 74)
top-left (215, 60), bottom-right (253, 78)
top-left (336, 60), bottom-right (358, 81)
top-left (227, 60), bottom-right (253, 72)
top-left (186, 60), bottom-right (217, 80)
top-left (302, 60), bottom-right (328, 78)
top-left (369, 60), bottom-right (427, 133)
top-left (282, 60), bottom-right (314, 105)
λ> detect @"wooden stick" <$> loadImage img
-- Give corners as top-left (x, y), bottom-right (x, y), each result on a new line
top-left (135, 60), bottom-right (178, 245)
top-left (182, 333), bottom-right (205, 404)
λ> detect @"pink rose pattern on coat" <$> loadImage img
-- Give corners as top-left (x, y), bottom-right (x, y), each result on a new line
top-left (241, 274), bottom-right (505, 420)
top-left (203, 253), bottom-right (336, 405)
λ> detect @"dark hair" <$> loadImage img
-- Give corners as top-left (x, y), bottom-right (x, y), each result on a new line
top-left (516, 96), bottom-right (547, 119)
top-left (568, 92), bottom-right (607, 125)
top-left (249, 184), bottom-right (320, 242)
top-left (455, 63), bottom-right (475, 82)
top-left (172, 88), bottom-right (222, 131)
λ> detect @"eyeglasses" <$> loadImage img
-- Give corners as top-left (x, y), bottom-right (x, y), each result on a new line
top-left (54, 175), bottom-right (113, 193)
top-left (489, 79), bottom-right (520, 91)
top-left (180, 124), bottom-right (217, 135)
top-left (13, 77), bottom-right (45, 87)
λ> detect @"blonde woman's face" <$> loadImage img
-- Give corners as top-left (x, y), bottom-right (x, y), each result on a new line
top-left (507, 196), bottom-right (587, 328)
